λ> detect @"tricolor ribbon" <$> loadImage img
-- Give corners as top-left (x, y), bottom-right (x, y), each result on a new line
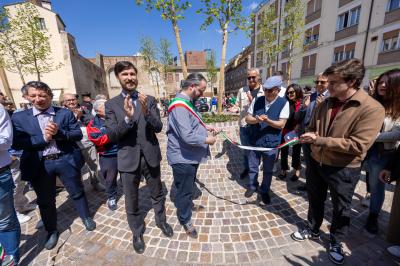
top-left (168, 98), bottom-right (207, 128)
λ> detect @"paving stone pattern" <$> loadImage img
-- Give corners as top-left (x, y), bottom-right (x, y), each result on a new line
top-left (19, 120), bottom-right (399, 265)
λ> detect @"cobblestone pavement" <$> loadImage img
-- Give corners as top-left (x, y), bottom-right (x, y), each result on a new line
top-left (19, 121), bottom-right (400, 265)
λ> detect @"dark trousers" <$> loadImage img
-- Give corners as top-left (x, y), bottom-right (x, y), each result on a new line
top-left (306, 157), bottom-right (361, 244)
top-left (171, 163), bottom-right (198, 225)
top-left (99, 155), bottom-right (118, 199)
top-left (31, 156), bottom-right (90, 233)
top-left (280, 143), bottom-right (302, 171)
top-left (248, 150), bottom-right (276, 193)
top-left (120, 154), bottom-right (166, 238)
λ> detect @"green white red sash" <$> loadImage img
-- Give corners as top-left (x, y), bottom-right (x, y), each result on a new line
top-left (168, 97), bottom-right (207, 128)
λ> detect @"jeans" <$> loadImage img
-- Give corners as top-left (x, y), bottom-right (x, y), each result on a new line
top-left (368, 149), bottom-right (394, 215)
top-left (171, 163), bottom-right (199, 225)
top-left (240, 126), bottom-right (250, 172)
top-left (306, 157), bottom-right (361, 244)
top-left (0, 167), bottom-right (21, 263)
top-left (99, 155), bottom-right (118, 199)
top-left (248, 150), bottom-right (277, 193)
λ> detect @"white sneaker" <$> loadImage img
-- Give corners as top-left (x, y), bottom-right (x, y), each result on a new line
top-left (17, 212), bottom-right (31, 224)
top-left (387, 246), bottom-right (400, 258)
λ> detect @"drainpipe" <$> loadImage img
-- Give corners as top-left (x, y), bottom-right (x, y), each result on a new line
top-left (362, 0), bottom-right (374, 63)
top-left (276, 0), bottom-right (283, 70)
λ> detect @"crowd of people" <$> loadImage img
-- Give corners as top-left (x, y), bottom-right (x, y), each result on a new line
top-left (0, 58), bottom-right (399, 265)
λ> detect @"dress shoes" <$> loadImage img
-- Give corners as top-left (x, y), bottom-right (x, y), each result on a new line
top-left (133, 235), bottom-right (145, 254)
top-left (92, 182), bottom-right (106, 192)
top-left (183, 222), bottom-right (198, 239)
top-left (260, 192), bottom-right (271, 205)
top-left (82, 217), bottom-right (96, 231)
top-left (44, 231), bottom-right (59, 250)
top-left (157, 222), bottom-right (173, 237)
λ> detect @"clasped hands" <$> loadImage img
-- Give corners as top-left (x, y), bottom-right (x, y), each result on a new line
top-left (44, 121), bottom-right (58, 142)
top-left (124, 93), bottom-right (149, 118)
top-left (205, 125), bottom-right (221, 145)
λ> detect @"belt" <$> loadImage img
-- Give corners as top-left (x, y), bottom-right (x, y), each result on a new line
top-left (42, 153), bottom-right (62, 160)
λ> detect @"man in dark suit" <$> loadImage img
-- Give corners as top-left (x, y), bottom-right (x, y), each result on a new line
top-left (105, 61), bottom-right (173, 254)
top-left (11, 81), bottom-right (95, 251)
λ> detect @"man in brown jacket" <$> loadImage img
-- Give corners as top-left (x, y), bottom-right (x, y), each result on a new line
top-left (290, 59), bottom-right (385, 265)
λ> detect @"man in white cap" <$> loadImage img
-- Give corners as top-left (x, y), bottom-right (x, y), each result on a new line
top-left (244, 76), bottom-right (289, 204)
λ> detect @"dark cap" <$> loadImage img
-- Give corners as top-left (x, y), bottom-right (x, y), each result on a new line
top-left (81, 92), bottom-right (91, 97)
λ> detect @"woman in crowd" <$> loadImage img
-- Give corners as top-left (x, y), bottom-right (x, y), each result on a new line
top-left (86, 99), bottom-right (119, 211)
top-left (365, 69), bottom-right (400, 234)
top-left (278, 83), bottom-right (303, 181)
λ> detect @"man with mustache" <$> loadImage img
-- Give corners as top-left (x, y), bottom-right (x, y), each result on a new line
top-left (104, 61), bottom-right (173, 254)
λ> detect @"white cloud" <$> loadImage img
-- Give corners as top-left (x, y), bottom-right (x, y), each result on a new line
top-left (248, 2), bottom-right (259, 11)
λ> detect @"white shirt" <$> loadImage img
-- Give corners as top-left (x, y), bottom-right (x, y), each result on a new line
top-left (247, 96), bottom-right (290, 119)
top-left (278, 86), bottom-right (286, 98)
top-left (0, 104), bottom-right (12, 168)
top-left (236, 85), bottom-right (264, 127)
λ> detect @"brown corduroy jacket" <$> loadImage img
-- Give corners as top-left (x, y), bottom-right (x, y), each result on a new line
top-left (307, 88), bottom-right (385, 168)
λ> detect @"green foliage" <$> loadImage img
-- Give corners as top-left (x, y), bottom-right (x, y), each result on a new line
top-left (0, 3), bottom-right (61, 82)
top-left (202, 113), bottom-right (238, 123)
top-left (135, 0), bottom-right (191, 23)
top-left (158, 38), bottom-right (173, 74)
top-left (140, 36), bottom-right (158, 71)
top-left (205, 49), bottom-right (217, 84)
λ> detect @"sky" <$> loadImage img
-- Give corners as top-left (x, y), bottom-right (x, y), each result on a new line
top-left (1, 0), bottom-right (261, 66)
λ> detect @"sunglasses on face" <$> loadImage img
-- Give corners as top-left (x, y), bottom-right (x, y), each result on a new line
top-left (247, 76), bottom-right (257, 80)
top-left (287, 91), bottom-right (295, 95)
top-left (314, 80), bottom-right (327, 85)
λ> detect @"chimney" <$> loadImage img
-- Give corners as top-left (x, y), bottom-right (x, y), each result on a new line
top-left (41, 0), bottom-right (52, 10)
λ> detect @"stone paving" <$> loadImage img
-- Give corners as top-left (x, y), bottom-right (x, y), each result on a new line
top-left (19, 120), bottom-right (400, 265)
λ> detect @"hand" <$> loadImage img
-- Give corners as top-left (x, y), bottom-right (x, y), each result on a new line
top-left (73, 108), bottom-right (83, 119)
top-left (299, 132), bottom-right (318, 144)
top-left (206, 125), bottom-right (221, 135)
top-left (205, 135), bottom-right (217, 145)
top-left (303, 96), bottom-right (310, 107)
top-left (44, 121), bottom-right (58, 141)
top-left (368, 80), bottom-right (376, 96)
top-left (316, 95), bottom-right (324, 105)
top-left (138, 93), bottom-right (148, 115)
top-left (124, 95), bottom-right (135, 118)
top-left (246, 91), bottom-right (253, 103)
top-left (379, 170), bottom-right (392, 183)
top-left (258, 114), bottom-right (269, 123)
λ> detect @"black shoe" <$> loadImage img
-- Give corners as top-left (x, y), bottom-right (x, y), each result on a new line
top-left (133, 235), bottom-right (145, 254)
top-left (328, 242), bottom-right (345, 265)
top-left (297, 184), bottom-right (307, 191)
top-left (55, 186), bottom-right (64, 194)
top-left (92, 182), bottom-right (106, 192)
top-left (44, 231), bottom-right (59, 250)
top-left (365, 213), bottom-right (379, 234)
top-left (157, 222), bottom-right (173, 237)
top-left (277, 172), bottom-right (287, 180)
top-left (260, 192), bottom-right (271, 205)
top-left (244, 188), bottom-right (256, 198)
top-left (290, 174), bottom-right (299, 181)
top-left (82, 217), bottom-right (96, 231)
top-left (240, 169), bottom-right (249, 179)
top-left (183, 222), bottom-right (198, 239)
top-left (291, 226), bottom-right (320, 242)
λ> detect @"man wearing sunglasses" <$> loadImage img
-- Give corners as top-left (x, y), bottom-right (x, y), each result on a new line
top-left (245, 76), bottom-right (289, 204)
top-left (233, 68), bottom-right (265, 179)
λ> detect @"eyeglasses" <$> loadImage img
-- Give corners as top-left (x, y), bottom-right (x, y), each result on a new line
top-left (64, 99), bottom-right (77, 102)
top-left (314, 80), bottom-right (327, 85)
top-left (287, 91), bottom-right (295, 95)
top-left (247, 76), bottom-right (257, 80)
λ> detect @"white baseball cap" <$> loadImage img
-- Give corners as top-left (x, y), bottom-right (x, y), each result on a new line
top-left (263, 76), bottom-right (283, 90)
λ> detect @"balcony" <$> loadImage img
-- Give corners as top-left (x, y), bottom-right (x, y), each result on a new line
top-left (384, 8), bottom-right (400, 25)
top-left (335, 24), bottom-right (358, 41)
top-left (301, 68), bottom-right (315, 77)
top-left (303, 40), bottom-right (318, 51)
top-left (305, 9), bottom-right (321, 24)
top-left (377, 49), bottom-right (400, 65)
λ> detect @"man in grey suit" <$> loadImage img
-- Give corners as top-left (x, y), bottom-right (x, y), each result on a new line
top-left (104, 61), bottom-right (173, 254)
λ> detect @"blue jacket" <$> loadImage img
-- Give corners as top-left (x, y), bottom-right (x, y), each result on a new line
top-left (249, 96), bottom-right (287, 148)
top-left (11, 106), bottom-right (83, 181)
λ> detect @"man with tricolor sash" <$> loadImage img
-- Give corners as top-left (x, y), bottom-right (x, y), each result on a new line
top-left (167, 73), bottom-right (218, 238)
top-left (245, 76), bottom-right (289, 205)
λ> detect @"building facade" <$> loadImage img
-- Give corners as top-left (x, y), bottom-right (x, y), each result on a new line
top-left (253, 0), bottom-right (400, 85)
top-left (0, 0), bottom-right (107, 107)
top-left (225, 45), bottom-right (254, 96)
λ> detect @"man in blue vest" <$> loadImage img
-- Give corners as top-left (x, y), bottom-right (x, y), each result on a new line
top-left (245, 76), bottom-right (289, 204)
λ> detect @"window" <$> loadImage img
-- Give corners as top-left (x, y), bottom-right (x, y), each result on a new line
top-left (304, 25), bottom-right (320, 45)
top-left (381, 30), bottom-right (400, 52)
top-left (336, 6), bottom-right (360, 31)
top-left (36, 18), bottom-right (46, 30)
top-left (333, 42), bottom-right (356, 62)
top-left (388, 0), bottom-right (400, 11)
top-left (307, 0), bottom-right (322, 15)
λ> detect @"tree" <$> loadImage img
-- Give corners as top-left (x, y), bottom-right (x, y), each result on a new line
top-left (135, 0), bottom-right (190, 78)
top-left (198, 0), bottom-right (249, 113)
top-left (158, 38), bottom-right (173, 99)
top-left (11, 3), bottom-right (61, 81)
top-left (0, 8), bottom-right (26, 84)
top-left (282, 0), bottom-right (305, 83)
top-left (205, 50), bottom-right (217, 95)
top-left (139, 36), bottom-right (162, 100)
top-left (258, 4), bottom-right (282, 77)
